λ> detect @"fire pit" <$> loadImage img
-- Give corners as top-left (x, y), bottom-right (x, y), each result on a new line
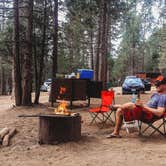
top-left (19, 104), bottom-right (81, 144)
top-left (38, 113), bottom-right (81, 144)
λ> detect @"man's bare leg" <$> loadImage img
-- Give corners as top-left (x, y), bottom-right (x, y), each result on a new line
top-left (107, 102), bottom-right (135, 137)
top-left (112, 104), bottom-right (122, 109)
top-left (112, 107), bottom-right (123, 135)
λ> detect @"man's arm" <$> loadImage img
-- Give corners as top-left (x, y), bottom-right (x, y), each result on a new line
top-left (135, 99), bottom-right (165, 117)
top-left (141, 105), bottom-right (165, 117)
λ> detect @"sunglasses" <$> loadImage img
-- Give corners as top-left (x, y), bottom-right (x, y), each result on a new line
top-left (155, 84), bottom-right (160, 87)
top-left (155, 82), bottom-right (162, 87)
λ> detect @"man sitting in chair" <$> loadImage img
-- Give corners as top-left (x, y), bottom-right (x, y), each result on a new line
top-left (107, 76), bottom-right (166, 138)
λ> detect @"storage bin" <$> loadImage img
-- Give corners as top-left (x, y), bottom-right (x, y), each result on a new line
top-left (77, 69), bottom-right (94, 79)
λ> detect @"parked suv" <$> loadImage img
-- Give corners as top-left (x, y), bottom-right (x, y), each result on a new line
top-left (122, 76), bottom-right (145, 94)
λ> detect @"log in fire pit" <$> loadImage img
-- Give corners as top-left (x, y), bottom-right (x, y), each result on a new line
top-left (19, 113), bottom-right (81, 144)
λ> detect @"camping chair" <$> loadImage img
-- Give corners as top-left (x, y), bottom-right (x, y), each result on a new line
top-left (123, 120), bottom-right (139, 134)
top-left (138, 111), bottom-right (166, 137)
top-left (88, 90), bottom-right (116, 126)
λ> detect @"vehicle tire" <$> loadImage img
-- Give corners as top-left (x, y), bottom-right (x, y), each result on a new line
top-left (140, 90), bottom-right (145, 94)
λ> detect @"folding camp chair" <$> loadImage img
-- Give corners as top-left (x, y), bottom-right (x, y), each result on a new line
top-left (138, 111), bottom-right (166, 137)
top-left (88, 90), bottom-right (116, 126)
top-left (123, 120), bottom-right (139, 134)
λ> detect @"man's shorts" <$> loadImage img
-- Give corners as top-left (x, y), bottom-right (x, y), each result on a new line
top-left (123, 106), bottom-right (160, 123)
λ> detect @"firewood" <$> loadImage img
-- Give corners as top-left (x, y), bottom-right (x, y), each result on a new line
top-left (2, 128), bottom-right (17, 146)
top-left (0, 127), bottom-right (9, 144)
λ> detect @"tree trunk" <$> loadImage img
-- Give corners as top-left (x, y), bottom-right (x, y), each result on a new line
top-left (0, 61), bottom-right (5, 95)
top-left (95, 3), bottom-right (102, 81)
top-left (89, 28), bottom-right (94, 70)
top-left (131, 37), bottom-right (136, 75)
top-left (11, 65), bottom-right (15, 99)
top-left (33, 31), bottom-right (38, 102)
top-left (100, 0), bottom-right (108, 89)
top-left (68, 35), bottom-right (74, 73)
top-left (51, 0), bottom-right (58, 106)
top-left (34, 0), bottom-right (47, 104)
top-left (22, 0), bottom-right (33, 106)
top-left (13, 0), bottom-right (22, 106)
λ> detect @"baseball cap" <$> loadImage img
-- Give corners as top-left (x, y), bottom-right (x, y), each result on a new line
top-left (155, 75), bottom-right (166, 87)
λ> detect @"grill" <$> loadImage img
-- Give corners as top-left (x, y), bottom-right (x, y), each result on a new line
top-left (50, 78), bottom-right (103, 108)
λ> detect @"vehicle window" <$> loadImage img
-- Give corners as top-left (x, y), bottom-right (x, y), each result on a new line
top-left (124, 78), bottom-right (142, 84)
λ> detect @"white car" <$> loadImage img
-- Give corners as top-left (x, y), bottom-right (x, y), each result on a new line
top-left (40, 78), bottom-right (52, 92)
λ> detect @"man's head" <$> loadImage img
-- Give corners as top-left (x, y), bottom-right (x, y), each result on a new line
top-left (155, 76), bottom-right (166, 93)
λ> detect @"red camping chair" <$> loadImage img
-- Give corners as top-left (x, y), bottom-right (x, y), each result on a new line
top-left (89, 90), bottom-right (116, 126)
top-left (138, 111), bottom-right (166, 137)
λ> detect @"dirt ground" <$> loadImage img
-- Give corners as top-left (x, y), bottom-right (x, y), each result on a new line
top-left (0, 88), bottom-right (166, 166)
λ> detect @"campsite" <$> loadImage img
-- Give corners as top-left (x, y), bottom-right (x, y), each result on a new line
top-left (0, 89), bottom-right (166, 166)
top-left (0, 0), bottom-right (165, 166)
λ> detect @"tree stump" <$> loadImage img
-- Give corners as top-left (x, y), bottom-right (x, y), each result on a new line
top-left (38, 114), bottom-right (81, 144)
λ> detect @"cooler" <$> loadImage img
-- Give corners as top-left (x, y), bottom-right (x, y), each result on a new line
top-left (77, 69), bottom-right (94, 79)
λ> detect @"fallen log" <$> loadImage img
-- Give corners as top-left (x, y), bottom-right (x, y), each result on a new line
top-left (0, 127), bottom-right (9, 144)
top-left (2, 128), bottom-right (17, 146)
